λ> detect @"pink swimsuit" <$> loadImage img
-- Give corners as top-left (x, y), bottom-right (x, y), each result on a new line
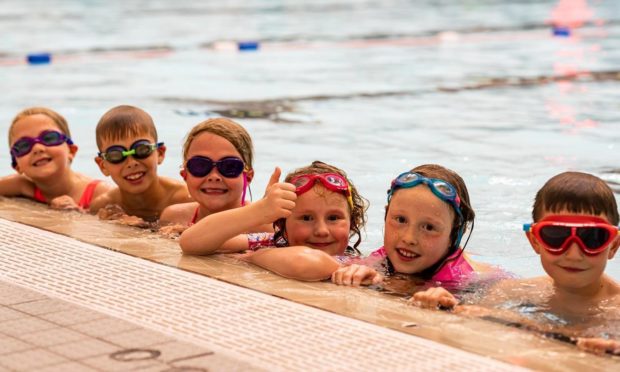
top-left (369, 246), bottom-right (475, 283)
top-left (33, 180), bottom-right (101, 210)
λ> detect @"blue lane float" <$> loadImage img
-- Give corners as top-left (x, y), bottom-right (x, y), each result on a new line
top-left (237, 41), bottom-right (260, 51)
top-left (552, 27), bottom-right (571, 37)
top-left (27, 53), bottom-right (52, 64)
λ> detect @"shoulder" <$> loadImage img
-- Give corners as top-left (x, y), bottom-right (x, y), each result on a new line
top-left (160, 177), bottom-right (191, 203)
top-left (160, 202), bottom-right (198, 225)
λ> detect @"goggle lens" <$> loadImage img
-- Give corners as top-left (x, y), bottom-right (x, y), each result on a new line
top-left (185, 156), bottom-right (245, 178)
top-left (525, 215), bottom-right (619, 255)
top-left (100, 140), bottom-right (162, 164)
top-left (11, 130), bottom-right (70, 158)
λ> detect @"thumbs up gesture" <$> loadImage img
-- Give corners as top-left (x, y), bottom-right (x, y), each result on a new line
top-left (256, 167), bottom-right (297, 223)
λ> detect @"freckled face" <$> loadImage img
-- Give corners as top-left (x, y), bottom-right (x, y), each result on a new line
top-left (183, 132), bottom-right (250, 213)
top-left (10, 114), bottom-right (76, 181)
top-left (383, 186), bottom-right (455, 274)
top-left (285, 185), bottom-right (351, 256)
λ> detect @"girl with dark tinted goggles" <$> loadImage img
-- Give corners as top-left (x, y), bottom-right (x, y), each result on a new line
top-left (11, 130), bottom-right (73, 158)
top-left (387, 171), bottom-right (462, 218)
top-left (98, 140), bottom-right (163, 164)
top-left (184, 156), bottom-right (245, 178)
top-left (289, 173), bottom-right (353, 208)
top-left (524, 215), bottom-right (620, 256)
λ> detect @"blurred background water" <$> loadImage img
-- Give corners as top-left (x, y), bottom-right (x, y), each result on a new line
top-left (1, 0), bottom-right (619, 279)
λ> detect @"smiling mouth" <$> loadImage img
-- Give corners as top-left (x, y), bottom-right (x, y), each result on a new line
top-left (560, 266), bottom-right (586, 272)
top-left (309, 242), bottom-right (333, 248)
top-left (396, 248), bottom-right (420, 261)
top-left (125, 172), bottom-right (145, 182)
top-left (200, 188), bottom-right (227, 194)
top-left (32, 158), bottom-right (52, 167)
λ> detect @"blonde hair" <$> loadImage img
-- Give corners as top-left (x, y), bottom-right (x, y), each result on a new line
top-left (96, 105), bottom-right (158, 149)
top-left (182, 118), bottom-right (254, 170)
top-left (9, 107), bottom-right (71, 144)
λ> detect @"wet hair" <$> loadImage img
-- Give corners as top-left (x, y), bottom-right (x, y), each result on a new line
top-left (96, 105), bottom-right (158, 150)
top-left (9, 107), bottom-right (71, 145)
top-left (532, 171), bottom-right (619, 225)
top-left (273, 161), bottom-right (368, 252)
top-left (385, 164), bottom-right (475, 278)
top-left (182, 118), bottom-right (254, 170)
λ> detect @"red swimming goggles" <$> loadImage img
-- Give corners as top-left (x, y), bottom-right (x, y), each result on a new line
top-left (523, 215), bottom-right (620, 256)
top-left (289, 173), bottom-right (353, 208)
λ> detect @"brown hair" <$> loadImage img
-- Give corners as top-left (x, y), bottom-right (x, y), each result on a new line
top-left (96, 105), bottom-right (157, 149)
top-left (9, 107), bottom-right (71, 144)
top-left (532, 171), bottom-right (619, 225)
top-left (182, 118), bottom-right (253, 170)
top-left (274, 161), bottom-right (368, 251)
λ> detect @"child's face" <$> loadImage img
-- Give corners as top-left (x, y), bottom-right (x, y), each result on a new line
top-left (183, 132), bottom-right (251, 212)
top-left (10, 114), bottom-right (77, 180)
top-left (285, 184), bottom-right (351, 256)
top-left (383, 186), bottom-right (454, 274)
top-left (95, 133), bottom-right (164, 194)
top-left (528, 210), bottom-right (620, 293)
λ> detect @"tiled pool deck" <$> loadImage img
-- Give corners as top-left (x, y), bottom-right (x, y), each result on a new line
top-left (0, 197), bottom-right (618, 371)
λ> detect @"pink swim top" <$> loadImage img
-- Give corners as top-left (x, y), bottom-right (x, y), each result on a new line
top-left (369, 246), bottom-right (475, 283)
top-left (33, 180), bottom-right (101, 210)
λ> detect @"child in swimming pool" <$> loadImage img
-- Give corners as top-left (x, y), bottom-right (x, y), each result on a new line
top-left (330, 164), bottom-right (496, 287)
top-left (90, 105), bottom-right (192, 221)
top-left (179, 160), bottom-right (368, 281)
top-left (159, 118), bottom-right (269, 234)
top-left (1, 107), bottom-right (112, 210)
top-left (412, 171), bottom-right (620, 355)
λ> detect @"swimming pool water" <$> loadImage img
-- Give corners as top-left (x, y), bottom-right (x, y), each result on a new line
top-left (1, 0), bottom-right (619, 279)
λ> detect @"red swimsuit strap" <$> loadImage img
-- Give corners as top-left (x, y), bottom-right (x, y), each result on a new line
top-left (77, 180), bottom-right (102, 209)
top-left (32, 186), bottom-right (47, 203)
top-left (189, 206), bottom-right (200, 226)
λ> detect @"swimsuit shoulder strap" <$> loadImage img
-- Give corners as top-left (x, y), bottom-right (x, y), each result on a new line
top-left (189, 206), bottom-right (200, 226)
top-left (77, 180), bottom-right (102, 210)
top-left (32, 186), bottom-right (47, 203)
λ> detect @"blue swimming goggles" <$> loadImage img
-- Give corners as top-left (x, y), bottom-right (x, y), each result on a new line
top-left (387, 171), bottom-right (465, 247)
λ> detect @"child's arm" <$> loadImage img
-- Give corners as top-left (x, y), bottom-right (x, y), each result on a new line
top-left (0, 174), bottom-right (35, 198)
top-left (240, 247), bottom-right (341, 281)
top-left (331, 264), bottom-right (383, 286)
top-left (179, 168), bottom-right (296, 255)
top-left (576, 338), bottom-right (620, 356)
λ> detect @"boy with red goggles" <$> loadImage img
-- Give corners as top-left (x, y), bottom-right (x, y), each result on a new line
top-left (410, 171), bottom-right (620, 356)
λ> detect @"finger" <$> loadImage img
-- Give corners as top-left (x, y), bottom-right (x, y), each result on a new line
top-left (352, 267), bottom-right (370, 286)
top-left (438, 296), bottom-right (458, 309)
top-left (265, 167), bottom-right (281, 194)
top-left (331, 268), bottom-right (344, 284)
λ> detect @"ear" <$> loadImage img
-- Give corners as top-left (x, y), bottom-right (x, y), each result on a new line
top-left (245, 169), bottom-right (254, 183)
top-left (526, 231), bottom-right (542, 255)
top-left (94, 156), bottom-right (110, 177)
top-left (157, 145), bottom-right (166, 165)
top-left (68, 144), bottom-right (78, 162)
top-left (608, 235), bottom-right (620, 260)
top-left (180, 169), bottom-right (187, 180)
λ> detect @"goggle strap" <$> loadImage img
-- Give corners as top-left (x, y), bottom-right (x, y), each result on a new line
top-left (523, 223), bottom-right (532, 232)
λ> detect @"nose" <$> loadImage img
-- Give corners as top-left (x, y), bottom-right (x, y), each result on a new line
top-left (313, 219), bottom-right (329, 237)
top-left (401, 225), bottom-right (417, 246)
top-left (31, 142), bottom-right (46, 154)
top-left (564, 239), bottom-right (584, 260)
top-left (206, 167), bottom-right (222, 181)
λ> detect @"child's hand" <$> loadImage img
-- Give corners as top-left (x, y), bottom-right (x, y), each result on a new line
top-left (331, 264), bottom-right (383, 286)
top-left (409, 287), bottom-right (458, 309)
top-left (159, 224), bottom-right (187, 238)
top-left (259, 167), bottom-right (296, 222)
top-left (576, 337), bottom-right (620, 355)
top-left (49, 195), bottom-right (81, 211)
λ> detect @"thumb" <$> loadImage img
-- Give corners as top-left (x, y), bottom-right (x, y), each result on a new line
top-left (266, 167), bottom-right (281, 189)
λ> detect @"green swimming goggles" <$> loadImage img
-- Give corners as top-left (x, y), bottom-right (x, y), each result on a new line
top-left (99, 140), bottom-right (163, 164)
